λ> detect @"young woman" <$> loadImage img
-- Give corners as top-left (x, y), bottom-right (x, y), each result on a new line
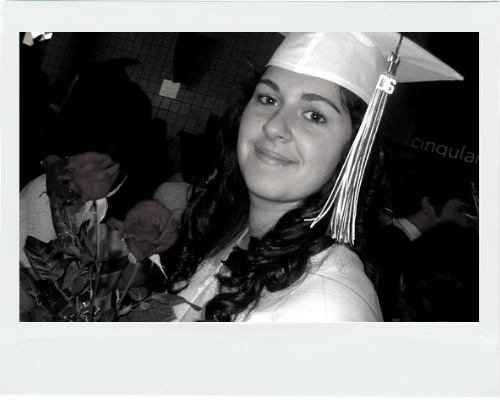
top-left (164, 32), bottom-right (463, 322)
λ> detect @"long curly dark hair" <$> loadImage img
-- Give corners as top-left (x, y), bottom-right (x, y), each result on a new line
top-left (166, 70), bottom-right (388, 321)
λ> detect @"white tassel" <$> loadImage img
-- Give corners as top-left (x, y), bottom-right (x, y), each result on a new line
top-left (306, 45), bottom-right (402, 246)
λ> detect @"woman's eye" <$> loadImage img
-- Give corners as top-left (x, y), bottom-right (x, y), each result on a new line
top-left (257, 94), bottom-right (279, 106)
top-left (304, 110), bottom-right (326, 124)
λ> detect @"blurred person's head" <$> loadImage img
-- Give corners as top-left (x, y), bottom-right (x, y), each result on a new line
top-left (392, 165), bottom-right (473, 232)
top-left (46, 60), bottom-right (153, 217)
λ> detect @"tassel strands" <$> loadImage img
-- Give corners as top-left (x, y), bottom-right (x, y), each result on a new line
top-left (307, 36), bottom-right (403, 246)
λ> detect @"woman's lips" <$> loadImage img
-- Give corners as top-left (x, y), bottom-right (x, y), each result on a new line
top-left (254, 146), bottom-right (296, 167)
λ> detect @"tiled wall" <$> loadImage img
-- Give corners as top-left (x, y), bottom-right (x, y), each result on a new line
top-left (41, 32), bottom-right (283, 139)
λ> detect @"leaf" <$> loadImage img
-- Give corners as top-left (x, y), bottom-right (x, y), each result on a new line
top-left (48, 194), bottom-right (80, 242)
top-left (24, 236), bottom-right (69, 280)
top-left (61, 261), bottom-right (81, 291)
top-left (128, 299), bottom-right (176, 322)
top-left (53, 241), bottom-right (82, 259)
top-left (79, 229), bottom-right (96, 260)
top-left (46, 256), bottom-right (72, 281)
top-left (35, 279), bottom-right (62, 305)
top-left (30, 305), bottom-right (53, 322)
top-left (98, 308), bottom-right (116, 322)
top-left (151, 292), bottom-right (185, 305)
top-left (19, 267), bottom-right (35, 297)
top-left (78, 303), bottom-right (92, 321)
top-left (128, 287), bottom-right (149, 302)
top-left (79, 218), bottom-right (91, 235)
top-left (70, 272), bottom-right (91, 295)
top-left (59, 306), bottom-right (78, 322)
top-left (23, 236), bottom-right (55, 279)
top-left (152, 293), bottom-right (202, 311)
top-left (78, 252), bottom-right (93, 266)
top-left (50, 259), bottom-right (70, 280)
top-left (58, 235), bottom-right (77, 248)
top-left (117, 304), bottom-right (134, 317)
top-left (139, 302), bottom-right (153, 311)
top-left (86, 222), bottom-right (111, 258)
top-left (98, 229), bottom-right (129, 262)
top-left (20, 307), bottom-right (31, 322)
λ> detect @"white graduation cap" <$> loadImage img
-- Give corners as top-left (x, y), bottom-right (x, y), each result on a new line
top-left (268, 32), bottom-right (463, 103)
top-left (267, 32), bottom-right (464, 245)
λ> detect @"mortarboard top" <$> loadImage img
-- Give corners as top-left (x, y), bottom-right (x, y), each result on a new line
top-left (267, 32), bottom-right (464, 104)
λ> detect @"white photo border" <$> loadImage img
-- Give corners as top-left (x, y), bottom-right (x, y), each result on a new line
top-left (1, 1), bottom-right (498, 397)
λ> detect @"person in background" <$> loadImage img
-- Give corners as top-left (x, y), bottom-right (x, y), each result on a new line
top-left (162, 32), bottom-right (463, 322)
top-left (390, 166), bottom-right (478, 240)
top-left (377, 166), bottom-right (478, 320)
top-left (396, 222), bottom-right (479, 322)
top-left (154, 131), bottom-right (210, 222)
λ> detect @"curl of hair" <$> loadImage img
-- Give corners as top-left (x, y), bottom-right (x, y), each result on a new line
top-left (164, 73), bottom-right (258, 293)
top-left (166, 70), bottom-right (387, 321)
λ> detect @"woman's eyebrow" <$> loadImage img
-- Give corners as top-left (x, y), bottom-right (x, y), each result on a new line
top-left (256, 79), bottom-right (342, 115)
top-left (257, 79), bottom-right (280, 92)
top-left (303, 93), bottom-right (342, 115)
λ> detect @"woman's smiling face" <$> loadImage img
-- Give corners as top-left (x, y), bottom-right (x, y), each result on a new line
top-left (237, 66), bottom-right (354, 209)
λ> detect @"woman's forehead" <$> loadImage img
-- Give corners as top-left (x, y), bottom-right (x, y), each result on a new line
top-left (261, 66), bottom-right (342, 96)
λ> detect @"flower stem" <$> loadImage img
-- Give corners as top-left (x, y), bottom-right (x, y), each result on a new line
top-left (88, 262), bottom-right (101, 321)
top-left (51, 279), bottom-right (78, 317)
top-left (89, 208), bottom-right (102, 322)
top-left (76, 295), bottom-right (80, 322)
top-left (114, 261), bottom-right (140, 319)
top-left (63, 205), bottom-right (73, 233)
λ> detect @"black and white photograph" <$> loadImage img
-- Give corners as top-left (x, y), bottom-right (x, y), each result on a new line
top-left (1, 1), bottom-right (499, 398)
top-left (18, 31), bottom-right (480, 323)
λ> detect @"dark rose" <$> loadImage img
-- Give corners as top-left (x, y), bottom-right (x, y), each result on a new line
top-left (64, 152), bottom-right (120, 202)
top-left (108, 200), bottom-right (178, 261)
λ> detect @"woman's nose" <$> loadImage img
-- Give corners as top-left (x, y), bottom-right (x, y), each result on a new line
top-left (262, 107), bottom-right (293, 142)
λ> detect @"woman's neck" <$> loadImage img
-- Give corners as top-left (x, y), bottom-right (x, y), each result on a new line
top-left (246, 194), bottom-right (299, 239)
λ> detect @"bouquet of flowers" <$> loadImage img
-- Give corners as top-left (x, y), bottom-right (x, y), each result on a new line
top-left (20, 152), bottom-right (199, 322)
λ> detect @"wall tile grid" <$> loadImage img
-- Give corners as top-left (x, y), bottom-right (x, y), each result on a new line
top-left (41, 32), bottom-right (283, 139)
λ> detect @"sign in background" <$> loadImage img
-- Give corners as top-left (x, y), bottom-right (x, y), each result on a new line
top-left (385, 33), bottom-right (479, 184)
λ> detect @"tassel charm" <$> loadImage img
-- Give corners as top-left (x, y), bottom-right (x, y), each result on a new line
top-left (306, 37), bottom-right (403, 246)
